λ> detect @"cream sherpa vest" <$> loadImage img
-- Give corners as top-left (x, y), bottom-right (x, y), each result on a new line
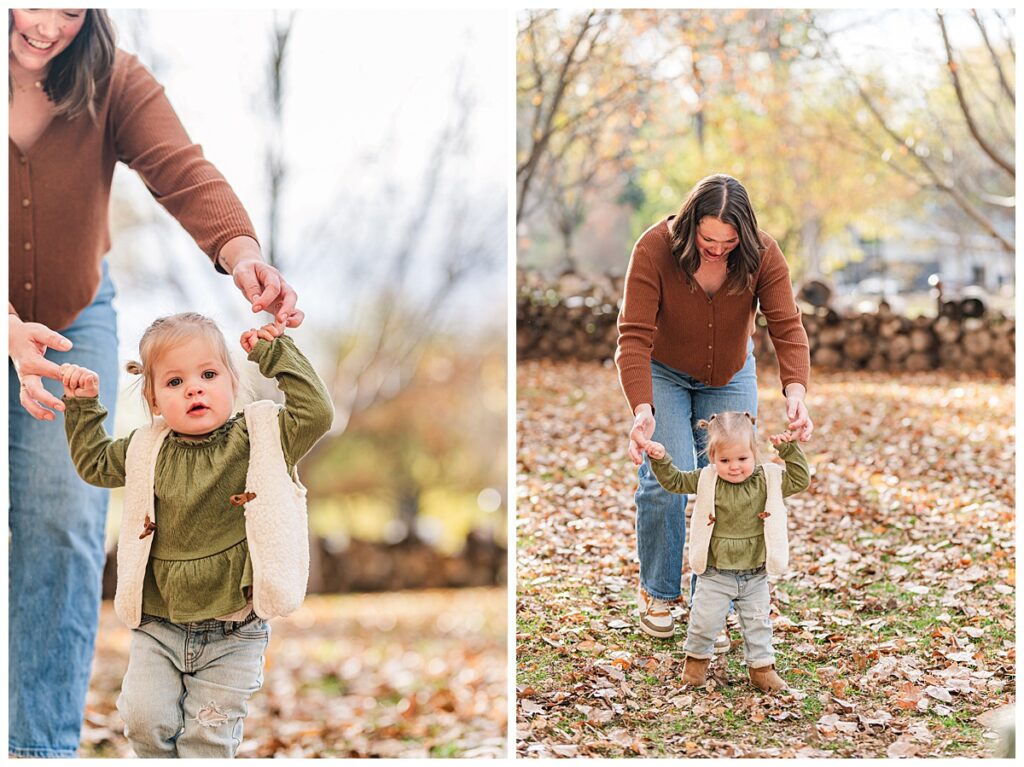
top-left (687, 462), bottom-right (789, 576)
top-left (116, 400), bottom-right (309, 628)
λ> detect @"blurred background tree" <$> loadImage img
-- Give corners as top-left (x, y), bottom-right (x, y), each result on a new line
top-left (517, 9), bottom-right (1014, 312)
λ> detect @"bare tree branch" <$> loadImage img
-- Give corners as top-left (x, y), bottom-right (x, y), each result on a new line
top-left (812, 19), bottom-right (1014, 253)
top-left (971, 9), bottom-right (1015, 105)
top-left (264, 11), bottom-right (296, 268)
top-left (937, 10), bottom-right (1014, 179)
top-left (517, 11), bottom-right (601, 220)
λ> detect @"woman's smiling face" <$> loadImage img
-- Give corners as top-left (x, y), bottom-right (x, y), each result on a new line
top-left (696, 216), bottom-right (739, 264)
top-left (9, 9), bottom-right (86, 75)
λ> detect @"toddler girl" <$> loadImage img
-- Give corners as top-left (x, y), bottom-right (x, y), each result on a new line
top-left (643, 411), bottom-right (809, 692)
top-left (61, 312), bottom-right (333, 757)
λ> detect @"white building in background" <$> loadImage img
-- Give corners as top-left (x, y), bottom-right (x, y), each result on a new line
top-left (827, 215), bottom-right (1015, 298)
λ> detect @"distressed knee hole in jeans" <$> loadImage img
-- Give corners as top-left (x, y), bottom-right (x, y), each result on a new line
top-left (194, 701), bottom-right (230, 728)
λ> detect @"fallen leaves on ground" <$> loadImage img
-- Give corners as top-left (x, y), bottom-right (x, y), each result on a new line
top-left (516, 360), bottom-right (1014, 758)
top-left (83, 588), bottom-right (507, 757)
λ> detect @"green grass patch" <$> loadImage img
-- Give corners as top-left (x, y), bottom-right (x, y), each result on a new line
top-left (430, 742), bottom-right (462, 758)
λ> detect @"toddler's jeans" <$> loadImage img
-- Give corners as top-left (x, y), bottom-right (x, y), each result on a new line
top-left (683, 565), bottom-right (775, 668)
top-left (118, 613), bottom-right (269, 758)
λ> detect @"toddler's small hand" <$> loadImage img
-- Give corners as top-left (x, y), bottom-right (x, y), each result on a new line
top-left (256, 322), bottom-right (284, 343)
top-left (241, 323), bottom-right (284, 353)
top-left (60, 363), bottom-right (99, 398)
top-left (769, 430), bottom-right (797, 446)
top-left (646, 440), bottom-right (666, 460)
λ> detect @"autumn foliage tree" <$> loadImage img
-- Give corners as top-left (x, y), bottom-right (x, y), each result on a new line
top-left (517, 9), bottom-right (1014, 278)
top-left (808, 9), bottom-right (1015, 255)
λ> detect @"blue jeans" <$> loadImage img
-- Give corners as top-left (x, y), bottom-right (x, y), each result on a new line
top-left (635, 346), bottom-right (758, 601)
top-left (118, 614), bottom-right (269, 758)
top-left (684, 566), bottom-right (774, 666)
top-left (9, 264), bottom-right (119, 757)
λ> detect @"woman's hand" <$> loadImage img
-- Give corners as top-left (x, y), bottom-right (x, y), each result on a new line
top-left (219, 236), bottom-right (305, 328)
top-left (240, 322), bottom-right (284, 354)
top-left (784, 383), bottom-right (813, 441)
top-left (628, 404), bottom-right (656, 465)
top-left (9, 315), bottom-right (72, 420)
top-left (59, 364), bottom-right (99, 398)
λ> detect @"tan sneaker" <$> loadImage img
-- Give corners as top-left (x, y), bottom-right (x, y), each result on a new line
top-left (749, 663), bottom-right (787, 693)
top-left (682, 655), bottom-right (711, 686)
top-left (637, 586), bottom-right (674, 638)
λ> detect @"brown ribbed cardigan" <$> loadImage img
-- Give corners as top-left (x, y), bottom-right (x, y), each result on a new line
top-left (8, 49), bottom-right (257, 331)
top-left (615, 217), bottom-right (809, 413)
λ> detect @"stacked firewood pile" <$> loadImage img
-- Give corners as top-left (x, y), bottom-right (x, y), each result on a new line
top-left (517, 270), bottom-right (622, 362)
top-left (770, 305), bottom-right (1015, 376)
top-left (518, 270), bottom-right (1014, 377)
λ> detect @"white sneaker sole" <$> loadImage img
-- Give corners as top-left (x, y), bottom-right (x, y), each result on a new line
top-left (639, 615), bottom-right (674, 638)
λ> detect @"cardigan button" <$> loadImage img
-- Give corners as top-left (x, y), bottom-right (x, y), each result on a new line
top-left (23, 282), bottom-right (32, 291)
top-left (23, 242), bottom-right (32, 251)
top-left (22, 198), bottom-right (30, 207)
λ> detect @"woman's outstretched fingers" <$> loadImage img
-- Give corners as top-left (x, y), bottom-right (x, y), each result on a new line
top-left (20, 374), bottom-right (63, 420)
top-left (786, 399), bottom-right (813, 440)
top-left (270, 279), bottom-right (299, 325)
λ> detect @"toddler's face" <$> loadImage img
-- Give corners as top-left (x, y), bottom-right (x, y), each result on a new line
top-left (712, 440), bottom-right (755, 483)
top-left (149, 335), bottom-right (236, 437)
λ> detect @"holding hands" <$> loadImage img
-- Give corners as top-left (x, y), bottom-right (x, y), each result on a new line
top-left (769, 430), bottom-right (798, 446)
top-left (644, 440), bottom-right (666, 460)
top-left (219, 238), bottom-right (304, 328)
top-left (628, 405), bottom-right (657, 465)
top-left (9, 314), bottom-right (74, 420)
top-left (60, 364), bottom-right (99, 399)
top-left (240, 322), bottom-right (284, 354)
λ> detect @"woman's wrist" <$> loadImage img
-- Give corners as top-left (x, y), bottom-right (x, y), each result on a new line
top-left (784, 383), bottom-right (806, 400)
top-left (217, 235), bottom-right (263, 274)
top-left (633, 403), bottom-right (653, 418)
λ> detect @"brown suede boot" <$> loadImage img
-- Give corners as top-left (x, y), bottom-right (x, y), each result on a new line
top-left (748, 663), bottom-right (787, 692)
top-left (682, 656), bottom-right (711, 687)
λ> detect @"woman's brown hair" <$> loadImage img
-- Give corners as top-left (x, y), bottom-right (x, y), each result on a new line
top-left (668, 174), bottom-right (765, 295)
top-left (8, 9), bottom-right (116, 120)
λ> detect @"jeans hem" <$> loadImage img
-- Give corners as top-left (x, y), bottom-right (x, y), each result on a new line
top-left (9, 744), bottom-right (79, 758)
top-left (640, 582), bottom-right (680, 602)
top-left (747, 657), bottom-right (776, 669)
top-left (684, 651), bottom-right (714, 660)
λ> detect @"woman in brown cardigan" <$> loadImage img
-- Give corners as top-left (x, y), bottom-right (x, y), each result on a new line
top-left (615, 174), bottom-right (813, 639)
top-left (8, 9), bottom-right (301, 756)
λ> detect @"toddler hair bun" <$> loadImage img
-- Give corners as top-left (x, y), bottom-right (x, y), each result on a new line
top-left (125, 360), bottom-right (144, 375)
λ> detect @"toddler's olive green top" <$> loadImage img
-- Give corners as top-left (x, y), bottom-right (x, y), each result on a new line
top-left (650, 441), bottom-right (809, 570)
top-left (64, 335), bottom-right (333, 622)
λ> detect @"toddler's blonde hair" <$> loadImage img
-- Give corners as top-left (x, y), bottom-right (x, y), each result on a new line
top-left (126, 312), bottom-right (240, 417)
top-left (696, 411), bottom-right (758, 462)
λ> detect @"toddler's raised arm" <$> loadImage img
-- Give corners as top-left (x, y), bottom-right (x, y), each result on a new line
top-left (648, 451), bottom-right (701, 495)
top-left (63, 394), bottom-right (131, 489)
top-left (775, 440), bottom-right (810, 496)
top-left (245, 329), bottom-right (334, 469)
